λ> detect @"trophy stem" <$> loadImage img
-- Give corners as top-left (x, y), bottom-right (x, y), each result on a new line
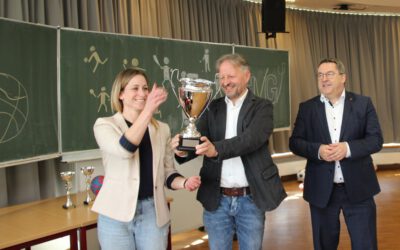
top-left (84, 176), bottom-right (92, 205)
top-left (63, 180), bottom-right (75, 209)
top-left (182, 118), bottom-right (201, 138)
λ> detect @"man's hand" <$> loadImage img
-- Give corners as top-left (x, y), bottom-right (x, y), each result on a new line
top-left (195, 136), bottom-right (218, 158)
top-left (319, 142), bottom-right (347, 162)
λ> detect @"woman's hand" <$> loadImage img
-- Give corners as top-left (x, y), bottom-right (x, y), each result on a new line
top-left (144, 83), bottom-right (168, 114)
top-left (183, 176), bottom-right (201, 191)
top-left (171, 134), bottom-right (188, 157)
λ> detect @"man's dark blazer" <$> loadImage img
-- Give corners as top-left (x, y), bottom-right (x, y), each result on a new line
top-left (177, 90), bottom-right (287, 212)
top-left (289, 91), bottom-right (383, 208)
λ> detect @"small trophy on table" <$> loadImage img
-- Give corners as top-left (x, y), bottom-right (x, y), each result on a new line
top-left (81, 166), bottom-right (95, 205)
top-left (60, 171), bottom-right (76, 209)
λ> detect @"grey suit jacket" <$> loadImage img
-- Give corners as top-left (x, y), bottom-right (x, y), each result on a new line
top-left (289, 91), bottom-right (383, 208)
top-left (178, 90), bottom-right (287, 212)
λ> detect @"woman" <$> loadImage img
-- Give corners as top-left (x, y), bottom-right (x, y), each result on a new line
top-left (92, 68), bottom-right (201, 250)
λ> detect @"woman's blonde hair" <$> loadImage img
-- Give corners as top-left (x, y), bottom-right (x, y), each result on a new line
top-left (110, 68), bottom-right (158, 128)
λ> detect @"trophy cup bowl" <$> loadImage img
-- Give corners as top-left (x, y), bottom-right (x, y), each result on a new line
top-left (81, 166), bottom-right (95, 205)
top-left (177, 78), bottom-right (214, 151)
top-left (60, 171), bottom-right (76, 209)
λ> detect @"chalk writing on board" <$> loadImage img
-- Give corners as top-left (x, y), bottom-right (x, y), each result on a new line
top-left (249, 63), bottom-right (286, 104)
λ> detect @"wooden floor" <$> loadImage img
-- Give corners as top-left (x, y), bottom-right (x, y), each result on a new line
top-left (171, 168), bottom-right (400, 250)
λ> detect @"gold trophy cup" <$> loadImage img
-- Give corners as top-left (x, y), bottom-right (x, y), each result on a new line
top-left (80, 166), bottom-right (95, 205)
top-left (60, 171), bottom-right (76, 209)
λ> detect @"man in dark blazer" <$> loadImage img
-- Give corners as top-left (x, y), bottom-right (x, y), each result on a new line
top-left (289, 58), bottom-right (383, 250)
top-left (172, 53), bottom-right (287, 250)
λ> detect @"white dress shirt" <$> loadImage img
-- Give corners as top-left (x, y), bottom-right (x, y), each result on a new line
top-left (220, 89), bottom-right (249, 188)
top-left (320, 90), bottom-right (351, 184)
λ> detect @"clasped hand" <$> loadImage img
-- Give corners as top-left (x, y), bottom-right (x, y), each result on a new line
top-left (319, 142), bottom-right (347, 162)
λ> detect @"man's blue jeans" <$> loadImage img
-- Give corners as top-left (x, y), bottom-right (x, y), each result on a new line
top-left (97, 197), bottom-right (169, 250)
top-left (203, 194), bottom-right (265, 250)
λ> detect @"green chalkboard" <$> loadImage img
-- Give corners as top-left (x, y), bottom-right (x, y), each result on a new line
top-left (235, 46), bottom-right (290, 129)
top-left (0, 21), bottom-right (290, 162)
top-left (60, 29), bottom-right (231, 152)
top-left (0, 20), bottom-right (290, 163)
top-left (0, 18), bottom-right (58, 164)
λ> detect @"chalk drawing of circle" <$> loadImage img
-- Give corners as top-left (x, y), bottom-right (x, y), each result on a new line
top-left (131, 58), bottom-right (139, 67)
top-left (0, 73), bottom-right (29, 144)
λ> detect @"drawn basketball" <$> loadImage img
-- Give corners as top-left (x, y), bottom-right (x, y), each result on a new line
top-left (0, 73), bottom-right (28, 144)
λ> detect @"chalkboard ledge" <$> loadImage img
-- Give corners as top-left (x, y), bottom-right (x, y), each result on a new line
top-left (0, 153), bottom-right (61, 169)
top-left (61, 149), bottom-right (101, 163)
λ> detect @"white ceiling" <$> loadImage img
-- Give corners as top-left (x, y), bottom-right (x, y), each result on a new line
top-left (250, 0), bottom-right (400, 14)
top-left (291, 0), bottom-right (400, 13)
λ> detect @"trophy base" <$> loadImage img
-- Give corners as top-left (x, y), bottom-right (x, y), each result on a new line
top-left (83, 194), bottom-right (93, 205)
top-left (83, 200), bottom-right (91, 205)
top-left (178, 136), bottom-right (200, 151)
top-left (62, 204), bottom-right (76, 209)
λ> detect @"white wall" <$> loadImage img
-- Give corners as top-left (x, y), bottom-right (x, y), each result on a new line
top-left (273, 147), bottom-right (400, 177)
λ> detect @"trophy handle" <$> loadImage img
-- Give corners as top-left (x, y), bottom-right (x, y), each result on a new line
top-left (212, 73), bottom-right (222, 100)
top-left (168, 69), bottom-right (182, 108)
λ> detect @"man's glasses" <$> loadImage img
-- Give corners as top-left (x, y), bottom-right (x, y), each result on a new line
top-left (317, 71), bottom-right (342, 80)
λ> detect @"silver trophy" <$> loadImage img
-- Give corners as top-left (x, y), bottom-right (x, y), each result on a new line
top-left (60, 171), bottom-right (76, 209)
top-left (81, 166), bottom-right (95, 205)
top-left (177, 78), bottom-right (214, 151)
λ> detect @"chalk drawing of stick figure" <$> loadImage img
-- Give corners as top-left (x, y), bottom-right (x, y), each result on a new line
top-left (199, 49), bottom-right (210, 72)
top-left (83, 46), bottom-right (108, 73)
top-left (153, 55), bottom-right (172, 89)
top-left (89, 87), bottom-right (110, 112)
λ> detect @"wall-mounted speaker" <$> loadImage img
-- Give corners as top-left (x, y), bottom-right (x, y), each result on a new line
top-left (262, 0), bottom-right (286, 33)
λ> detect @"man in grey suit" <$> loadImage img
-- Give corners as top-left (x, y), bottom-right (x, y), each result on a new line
top-left (172, 53), bottom-right (287, 250)
top-left (289, 58), bottom-right (383, 250)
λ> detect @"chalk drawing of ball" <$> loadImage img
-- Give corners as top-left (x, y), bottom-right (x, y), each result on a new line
top-left (0, 73), bottom-right (29, 144)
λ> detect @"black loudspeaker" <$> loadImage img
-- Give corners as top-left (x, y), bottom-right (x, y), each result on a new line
top-left (262, 0), bottom-right (286, 33)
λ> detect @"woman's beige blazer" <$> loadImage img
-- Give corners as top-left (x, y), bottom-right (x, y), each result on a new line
top-left (92, 112), bottom-right (178, 227)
